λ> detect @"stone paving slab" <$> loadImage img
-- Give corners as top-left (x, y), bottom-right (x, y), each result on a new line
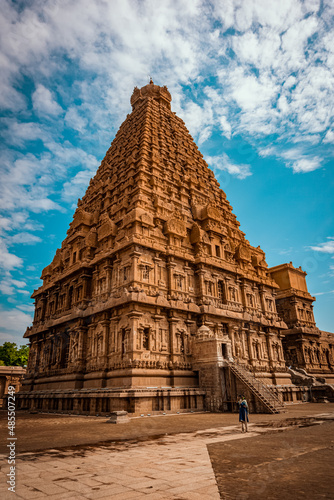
top-left (0, 424), bottom-right (312, 500)
top-left (0, 423), bottom-right (258, 499)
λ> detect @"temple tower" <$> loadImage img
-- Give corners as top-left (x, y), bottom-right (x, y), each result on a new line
top-left (21, 81), bottom-right (294, 414)
top-left (270, 263), bottom-right (334, 382)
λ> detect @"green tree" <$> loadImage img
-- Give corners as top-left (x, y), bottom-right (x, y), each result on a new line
top-left (0, 342), bottom-right (29, 367)
top-left (16, 345), bottom-right (29, 366)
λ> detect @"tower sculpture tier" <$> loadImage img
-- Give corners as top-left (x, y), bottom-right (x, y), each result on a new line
top-left (20, 81), bottom-right (333, 415)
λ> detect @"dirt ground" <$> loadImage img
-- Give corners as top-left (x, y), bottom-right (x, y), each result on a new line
top-left (208, 420), bottom-right (334, 500)
top-left (1, 403), bottom-right (334, 454)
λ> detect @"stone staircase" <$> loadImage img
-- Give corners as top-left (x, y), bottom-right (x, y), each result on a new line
top-left (227, 361), bottom-right (285, 414)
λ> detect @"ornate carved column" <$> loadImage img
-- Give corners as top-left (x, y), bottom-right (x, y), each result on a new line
top-left (223, 279), bottom-right (229, 303)
top-left (108, 317), bottom-right (119, 354)
top-left (100, 318), bottom-right (110, 366)
top-left (168, 314), bottom-right (179, 362)
top-left (195, 266), bottom-right (206, 298)
top-left (246, 327), bottom-right (254, 364)
top-left (74, 324), bottom-right (87, 371)
top-left (104, 260), bottom-right (113, 292)
top-left (265, 332), bottom-right (274, 370)
top-left (167, 257), bottom-right (176, 295)
top-left (240, 280), bottom-right (247, 308)
top-left (38, 295), bottom-right (45, 322)
top-left (153, 255), bottom-right (162, 285)
top-left (130, 248), bottom-right (142, 285)
top-left (258, 285), bottom-right (266, 313)
top-left (153, 312), bottom-right (164, 352)
top-left (81, 273), bottom-right (90, 301)
top-left (127, 309), bottom-right (142, 354)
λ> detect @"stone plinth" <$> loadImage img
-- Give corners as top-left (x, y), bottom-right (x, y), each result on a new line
top-left (107, 411), bottom-right (130, 424)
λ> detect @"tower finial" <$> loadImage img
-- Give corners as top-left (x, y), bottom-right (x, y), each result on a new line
top-left (149, 76), bottom-right (154, 84)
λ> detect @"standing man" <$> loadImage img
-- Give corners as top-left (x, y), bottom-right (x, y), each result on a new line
top-left (239, 396), bottom-right (249, 432)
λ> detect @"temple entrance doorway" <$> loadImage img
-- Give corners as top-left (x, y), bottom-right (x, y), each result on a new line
top-left (221, 343), bottom-right (229, 359)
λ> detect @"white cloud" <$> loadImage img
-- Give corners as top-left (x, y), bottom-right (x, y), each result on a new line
top-left (1, 120), bottom-right (48, 147)
top-left (0, 277), bottom-right (28, 296)
top-left (26, 265), bottom-right (37, 272)
top-left (311, 238), bottom-right (334, 254)
top-left (323, 130), bottom-right (334, 143)
top-left (218, 116), bottom-right (232, 140)
top-left (0, 212), bottom-right (42, 235)
top-left (281, 15), bottom-right (319, 67)
top-left (230, 68), bottom-right (279, 112)
top-left (0, 305), bottom-right (33, 343)
top-left (198, 126), bottom-right (212, 145)
top-left (206, 153), bottom-right (251, 180)
top-left (62, 167), bottom-right (97, 204)
top-left (0, 142), bottom-right (100, 214)
top-left (259, 146), bottom-right (277, 158)
top-left (0, 0), bottom-right (332, 174)
top-left (259, 146), bottom-right (323, 173)
top-left (0, 239), bottom-right (23, 271)
top-left (280, 148), bottom-right (322, 173)
top-left (9, 232), bottom-right (42, 245)
top-left (290, 157), bottom-right (322, 173)
top-left (17, 304), bottom-right (34, 312)
top-left (313, 290), bottom-right (334, 296)
top-left (32, 84), bottom-right (63, 116)
top-left (65, 107), bottom-right (88, 133)
top-left (232, 29), bottom-right (281, 69)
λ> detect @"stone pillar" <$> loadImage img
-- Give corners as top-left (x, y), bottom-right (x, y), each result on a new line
top-left (246, 329), bottom-right (254, 363)
top-left (54, 288), bottom-right (59, 313)
top-left (265, 332), bottom-right (274, 370)
top-left (40, 294), bottom-right (47, 321)
top-left (240, 329), bottom-right (247, 359)
top-left (113, 259), bottom-right (120, 288)
top-left (153, 256), bottom-right (162, 285)
top-left (73, 398), bottom-right (80, 414)
top-left (73, 325), bottom-right (87, 372)
top-left (196, 268), bottom-right (206, 298)
top-left (58, 399), bottom-right (63, 412)
top-left (258, 285), bottom-right (266, 313)
top-left (301, 342), bottom-right (309, 367)
top-left (240, 280), bottom-right (247, 308)
top-left (223, 280), bottom-right (229, 303)
top-left (105, 263), bottom-right (112, 292)
top-left (90, 398), bottom-right (97, 415)
top-left (153, 313), bottom-right (164, 352)
top-left (130, 249), bottom-right (142, 285)
top-left (101, 319), bottom-right (110, 366)
top-left (109, 317), bottom-right (119, 354)
top-left (229, 326), bottom-right (235, 356)
top-left (167, 258), bottom-right (176, 296)
top-left (127, 310), bottom-right (142, 354)
top-left (78, 326), bottom-right (86, 361)
top-left (168, 315), bottom-right (179, 363)
top-left (247, 335), bottom-right (253, 361)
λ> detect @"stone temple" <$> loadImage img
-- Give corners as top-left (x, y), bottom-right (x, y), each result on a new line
top-left (19, 81), bottom-right (334, 415)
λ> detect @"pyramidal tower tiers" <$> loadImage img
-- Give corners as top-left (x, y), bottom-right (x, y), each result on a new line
top-left (20, 81), bottom-right (334, 415)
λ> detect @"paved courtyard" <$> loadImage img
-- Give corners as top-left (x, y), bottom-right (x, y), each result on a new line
top-left (1, 404), bottom-right (334, 499)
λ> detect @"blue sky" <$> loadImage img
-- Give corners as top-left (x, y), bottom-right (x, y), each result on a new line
top-left (0, 0), bottom-right (333, 344)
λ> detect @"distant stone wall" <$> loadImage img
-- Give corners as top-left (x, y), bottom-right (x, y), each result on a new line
top-left (0, 366), bottom-right (26, 407)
